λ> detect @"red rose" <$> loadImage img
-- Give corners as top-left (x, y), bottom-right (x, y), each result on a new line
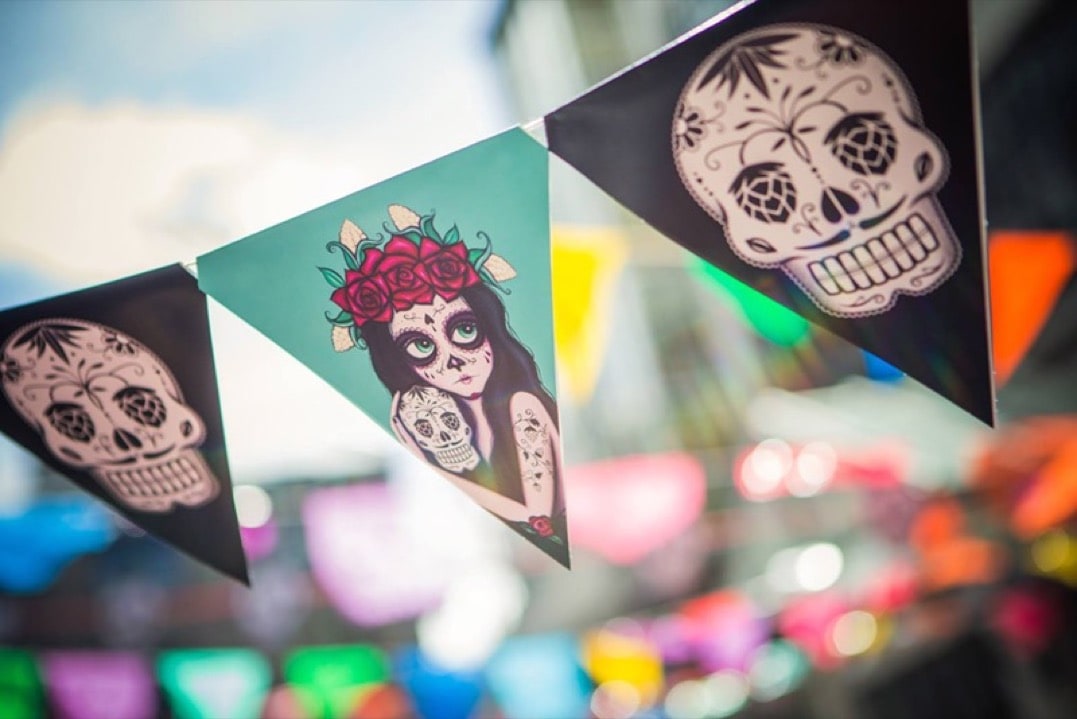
top-left (331, 271), bottom-right (393, 326)
top-left (417, 237), bottom-right (480, 300)
top-left (357, 246), bottom-right (383, 276)
top-left (380, 237), bottom-right (435, 310)
top-left (528, 515), bottom-right (554, 538)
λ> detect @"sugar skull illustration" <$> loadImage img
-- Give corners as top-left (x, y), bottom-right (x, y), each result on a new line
top-left (0, 320), bottom-right (219, 512)
top-left (672, 23), bottom-right (960, 317)
top-left (396, 385), bottom-right (480, 473)
top-left (320, 205), bottom-right (567, 556)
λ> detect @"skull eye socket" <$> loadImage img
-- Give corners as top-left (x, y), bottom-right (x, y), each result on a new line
top-left (441, 412), bottom-right (460, 431)
top-left (824, 112), bottom-right (897, 175)
top-left (414, 419), bottom-right (434, 438)
top-left (730, 162), bottom-right (796, 223)
top-left (113, 387), bottom-right (167, 427)
top-left (45, 403), bottom-right (95, 443)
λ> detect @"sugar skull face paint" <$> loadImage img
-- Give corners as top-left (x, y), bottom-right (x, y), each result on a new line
top-left (321, 205), bottom-right (569, 564)
top-left (388, 295), bottom-right (493, 399)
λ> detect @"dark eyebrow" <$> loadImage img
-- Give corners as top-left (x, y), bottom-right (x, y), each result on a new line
top-left (443, 309), bottom-right (479, 330)
top-left (392, 328), bottom-right (431, 347)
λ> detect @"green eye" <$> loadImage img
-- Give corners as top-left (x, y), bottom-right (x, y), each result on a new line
top-left (404, 338), bottom-right (435, 361)
top-left (451, 322), bottom-right (478, 345)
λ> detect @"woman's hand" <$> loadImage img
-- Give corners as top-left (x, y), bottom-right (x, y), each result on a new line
top-left (390, 389), bottom-right (560, 525)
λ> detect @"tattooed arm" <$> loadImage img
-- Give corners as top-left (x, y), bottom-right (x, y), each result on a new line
top-left (390, 390), bottom-right (551, 523)
top-left (510, 391), bottom-right (558, 518)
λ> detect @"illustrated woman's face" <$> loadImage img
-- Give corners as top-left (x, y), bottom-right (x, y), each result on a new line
top-left (389, 295), bottom-right (493, 398)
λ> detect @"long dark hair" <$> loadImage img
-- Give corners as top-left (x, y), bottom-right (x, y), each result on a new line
top-left (360, 283), bottom-right (558, 501)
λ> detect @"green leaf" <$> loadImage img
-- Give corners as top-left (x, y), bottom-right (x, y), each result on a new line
top-left (473, 231), bottom-right (494, 268)
top-left (319, 267), bottom-right (345, 288)
top-left (325, 241), bottom-right (359, 270)
top-left (444, 224), bottom-right (460, 245)
top-left (420, 213), bottom-right (439, 242)
top-left (385, 225), bottom-right (423, 244)
top-left (357, 237), bottom-right (381, 259)
top-left (350, 324), bottom-right (365, 349)
top-left (324, 309), bottom-right (354, 326)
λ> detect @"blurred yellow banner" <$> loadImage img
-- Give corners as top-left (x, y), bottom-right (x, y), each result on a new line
top-left (551, 226), bottom-right (627, 403)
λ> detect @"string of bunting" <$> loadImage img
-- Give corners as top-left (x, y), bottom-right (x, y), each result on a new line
top-left (0, 0), bottom-right (991, 580)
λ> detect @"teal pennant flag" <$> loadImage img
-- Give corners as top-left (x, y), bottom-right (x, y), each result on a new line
top-left (198, 128), bottom-right (569, 566)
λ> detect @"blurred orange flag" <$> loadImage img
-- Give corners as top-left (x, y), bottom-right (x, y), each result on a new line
top-left (909, 498), bottom-right (1007, 590)
top-left (989, 231), bottom-right (1076, 384)
top-left (971, 415), bottom-right (1077, 538)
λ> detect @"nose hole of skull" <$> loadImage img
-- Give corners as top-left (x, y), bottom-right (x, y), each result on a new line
top-left (915, 152), bottom-right (934, 182)
top-left (439, 431), bottom-right (451, 442)
top-left (821, 187), bottom-right (860, 223)
top-left (113, 428), bottom-right (142, 452)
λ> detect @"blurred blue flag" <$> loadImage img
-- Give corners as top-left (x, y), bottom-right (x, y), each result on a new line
top-left (0, 496), bottom-right (114, 593)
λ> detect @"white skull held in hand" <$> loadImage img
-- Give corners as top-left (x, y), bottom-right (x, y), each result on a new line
top-left (398, 385), bottom-right (479, 473)
top-left (673, 23), bottom-right (961, 317)
top-left (0, 319), bottom-right (219, 512)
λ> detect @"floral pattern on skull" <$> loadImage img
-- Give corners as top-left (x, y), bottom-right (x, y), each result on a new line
top-left (672, 23), bottom-right (961, 317)
top-left (0, 319), bottom-right (219, 512)
top-left (397, 384), bottom-right (480, 473)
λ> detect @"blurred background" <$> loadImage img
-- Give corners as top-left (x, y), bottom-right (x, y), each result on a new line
top-left (1, 0), bottom-right (1077, 718)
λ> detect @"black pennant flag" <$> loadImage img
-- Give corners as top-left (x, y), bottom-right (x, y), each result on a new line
top-left (0, 265), bottom-right (249, 584)
top-left (546, 0), bottom-right (994, 424)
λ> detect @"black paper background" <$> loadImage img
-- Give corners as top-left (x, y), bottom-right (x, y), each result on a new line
top-left (547, 0), bottom-right (993, 424)
top-left (0, 265), bottom-right (248, 584)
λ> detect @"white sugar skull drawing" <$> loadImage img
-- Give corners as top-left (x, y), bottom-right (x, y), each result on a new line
top-left (397, 384), bottom-right (480, 473)
top-left (673, 24), bottom-right (960, 317)
top-left (0, 319), bottom-right (219, 512)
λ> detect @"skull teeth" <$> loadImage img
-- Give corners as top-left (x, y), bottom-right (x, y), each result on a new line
top-left (99, 454), bottom-right (214, 507)
top-left (434, 443), bottom-right (478, 470)
top-left (808, 213), bottom-right (938, 296)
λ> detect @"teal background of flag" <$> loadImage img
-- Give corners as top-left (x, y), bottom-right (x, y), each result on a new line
top-left (197, 128), bottom-right (556, 436)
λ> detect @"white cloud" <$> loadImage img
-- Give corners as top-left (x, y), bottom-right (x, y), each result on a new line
top-left (0, 101), bottom-right (418, 482)
top-left (207, 298), bottom-right (395, 484)
top-left (0, 101), bottom-right (378, 282)
top-left (0, 0), bottom-right (511, 483)
top-left (0, 0), bottom-right (509, 484)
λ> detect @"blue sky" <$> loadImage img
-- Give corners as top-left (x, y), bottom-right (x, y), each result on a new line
top-left (0, 0), bottom-right (514, 483)
top-left (0, 1), bottom-right (507, 135)
top-left (0, 1), bottom-right (509, 283)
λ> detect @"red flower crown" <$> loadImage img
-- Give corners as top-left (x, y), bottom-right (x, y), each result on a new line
top-left (320, 205), bottom-right (515, 352)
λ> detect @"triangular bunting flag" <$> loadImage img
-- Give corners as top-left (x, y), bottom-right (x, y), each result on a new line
top-left (988, 231), bottom-right (1075, 386)
top-left (551, 226), bottom-right (627, 404)
top-left (0, 265), bottom-right (249, 584)
top-left (545, 0), bottom-right (994, 424)
top-left (197, 128), bottom-right (570, 566)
